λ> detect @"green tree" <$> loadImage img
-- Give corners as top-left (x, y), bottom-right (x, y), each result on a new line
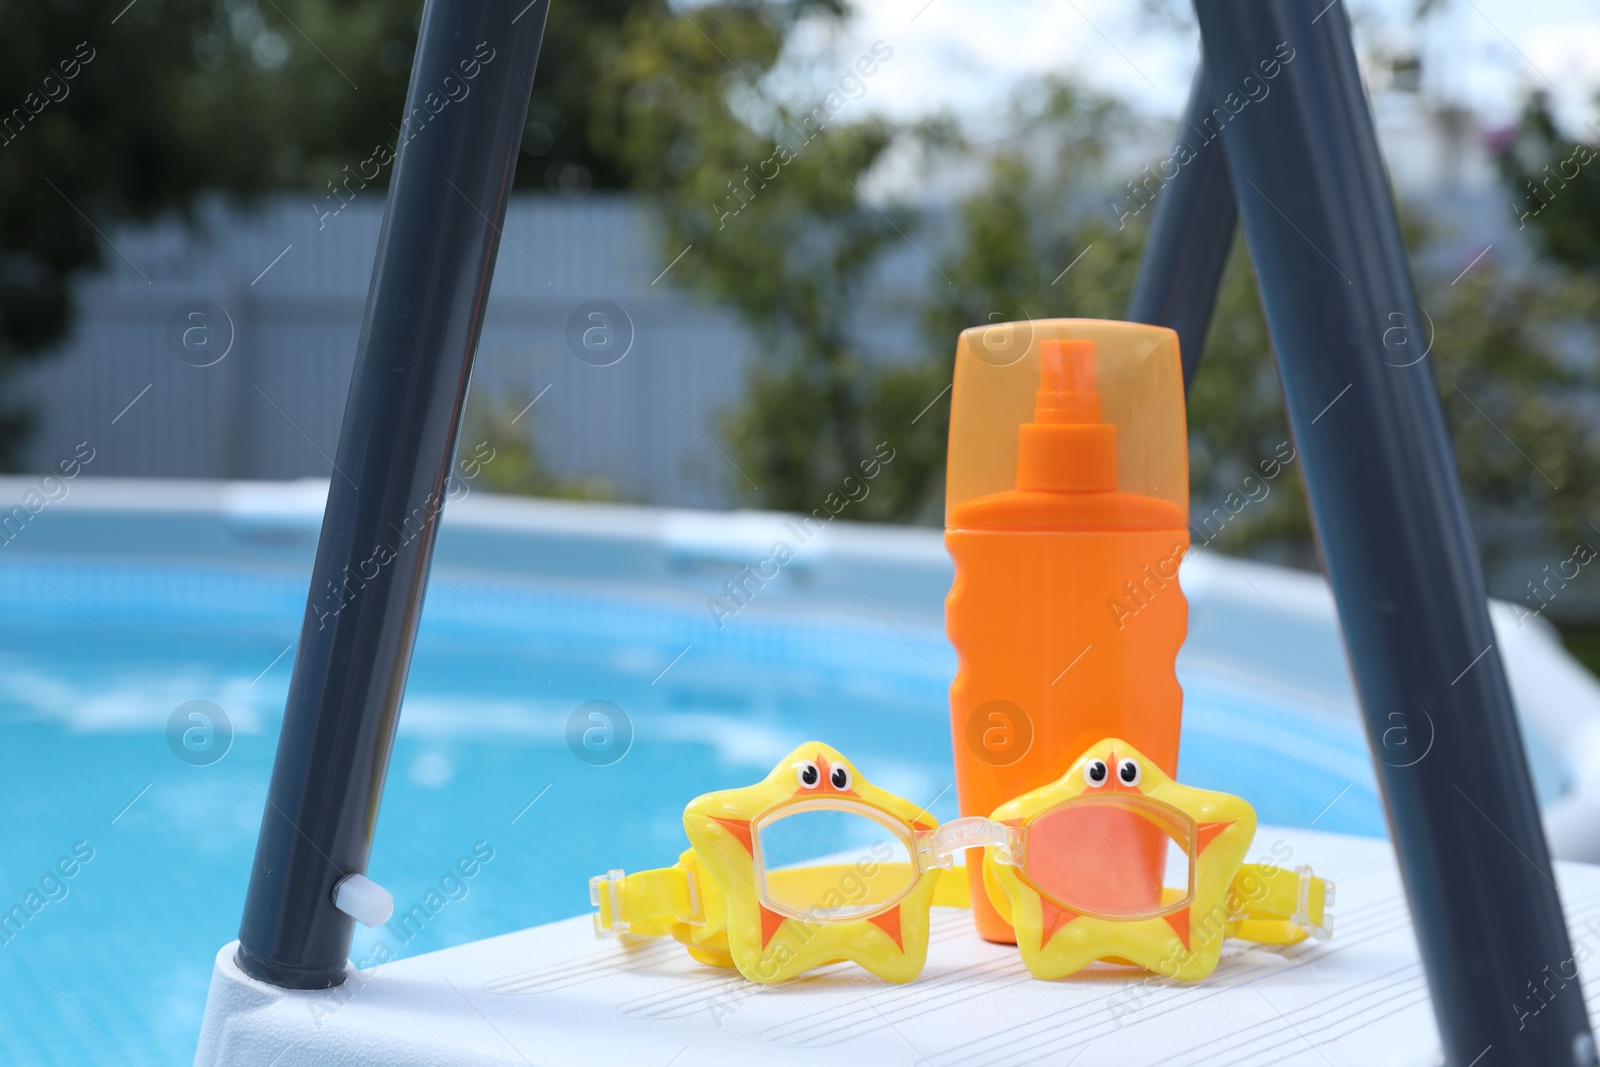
top-left (0, 0), bottom-right (658, 468)
top-left (1495, 92), bottom-right (1600, 274)
top-left (914, 80), bottom-right (1311, 560)
top-left (0, 0), bottom-right (416, 464)
top-left (935, 85), bottom-right (1600, 581)
top-left (459, 386), bottom-right (616, 501)
top-left (914, 80), bottom-right (1149, 525)
top-left (623, 50), bottom-right (1600, 603)
top-left (593, 0), bottom-right (946, 520)
top-left (1488, 93), bottom-right (1600, 660)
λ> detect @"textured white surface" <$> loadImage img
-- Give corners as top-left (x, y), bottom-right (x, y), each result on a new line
top-left (192, 826), bottom-right (1600, 1067)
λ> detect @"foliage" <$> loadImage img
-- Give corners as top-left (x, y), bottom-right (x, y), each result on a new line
top-left (13, 0), bottom-right (1600, 595)
top-left (1495, 93), bottom-right (1600, 276)
top-left (459, 386), bottom-right (615, 501)
top-left (915, 81), bottom-right (1314, 561)
top-left (1463, 94), bottom-right (1600, 584)
top-left (614, 34), bottom-right (1600, 599)
top-left (0, 0), bottom-right (415, 464)
top-left (912, 81), bottom-right (1151, 525)
top-left (520, 0), bottom-right (707, 194)
top-left (966, 88), bottom-right (1600, 581)
top-left (592, 0), bottom-right (932, 520)
top-left (1425, 262), bottom-right (1600, 572)
top-left (1190, 211), bottom-right (1600, 578)
top-left (0, 0), bottom-right (658, 468)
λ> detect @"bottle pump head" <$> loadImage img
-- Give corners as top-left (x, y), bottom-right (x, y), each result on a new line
top-left (1016, 339), bottom-right (1119, 493)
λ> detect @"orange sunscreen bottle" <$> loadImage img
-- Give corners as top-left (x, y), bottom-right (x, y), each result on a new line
top-left (944, 320), bottom-right (1190, 942)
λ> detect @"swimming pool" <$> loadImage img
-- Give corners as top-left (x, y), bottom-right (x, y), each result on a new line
top-left (0, 477), bottom-right (1484, 1065)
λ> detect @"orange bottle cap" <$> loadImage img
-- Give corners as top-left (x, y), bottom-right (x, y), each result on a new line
top-left (944, 320), bottom-right (1189, 529)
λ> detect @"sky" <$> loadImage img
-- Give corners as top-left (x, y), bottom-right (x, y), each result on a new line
top-left (771, 0), bottom-right (1600, 136)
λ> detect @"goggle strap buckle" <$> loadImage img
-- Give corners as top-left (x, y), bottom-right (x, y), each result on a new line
top-left (589, 868), bottom-right (629, 939)
top-left (683, 864), bottom-right (705, 927)
top-left (1291, 864), bottom-right (1335, 941)
top-left (589, 864), bottom-right (706, 940)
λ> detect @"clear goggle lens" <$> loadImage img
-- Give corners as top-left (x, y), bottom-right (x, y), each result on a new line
top-left (753, 803), bottom-right (917, 921)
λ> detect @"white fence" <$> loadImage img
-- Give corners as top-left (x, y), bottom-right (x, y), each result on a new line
top-left (17, 194), bottom-right (770, 508)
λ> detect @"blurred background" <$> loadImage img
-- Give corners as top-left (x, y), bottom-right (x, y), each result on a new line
top-left (4, 0), bottom-right (1600, 649)
top-left (5, 2), bottom-right (1600, 1063)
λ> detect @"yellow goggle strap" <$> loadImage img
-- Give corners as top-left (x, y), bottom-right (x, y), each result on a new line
top-left (932, 865), bottom-right (972, 907)
top-left (592, 860), bottom-right (1323, 939)
top-left (755, 862), bottom-right (971, 910)
top-left (1227, 864), bottom-right (1335, 945)
top-left (592, 859), bottom-right (973, 940)
top-left (590, 859), bottom-right (702, 939)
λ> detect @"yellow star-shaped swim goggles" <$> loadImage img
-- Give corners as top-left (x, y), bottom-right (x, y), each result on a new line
top-left (590, 739), bottom-right (1333, 984)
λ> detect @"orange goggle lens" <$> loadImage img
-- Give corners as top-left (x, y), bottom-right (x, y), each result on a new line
top-left (1019, 794), bottom-right (1195, 920)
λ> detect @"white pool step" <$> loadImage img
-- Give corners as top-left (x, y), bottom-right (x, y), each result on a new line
top-left (193, 825), bottom-right (1600, 1066)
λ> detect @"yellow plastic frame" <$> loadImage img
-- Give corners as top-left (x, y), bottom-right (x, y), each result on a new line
top-left (985, 737), bottom-right (1329, 980)
top-left (590, 739), bottom-right (1331, 986)
top-left (592, 742), bottom-right (957, 984)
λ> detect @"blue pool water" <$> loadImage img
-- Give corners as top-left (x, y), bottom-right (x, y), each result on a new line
top-left (0, 553), bottom-right (1383, 1066)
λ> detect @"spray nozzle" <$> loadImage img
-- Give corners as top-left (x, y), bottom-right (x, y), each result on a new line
top-left (1035, 339), bottom-right (1104, 423)
top-left (1018, 338), bottom-right (1117, 492)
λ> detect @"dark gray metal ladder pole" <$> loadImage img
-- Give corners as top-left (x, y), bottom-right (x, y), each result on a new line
top-left (1125, 60), bottom-right (1237, 393)
top-left (236, 0), bottom-right (551, 988)
top-left (1129, 0), bottom-right (1596, 1061)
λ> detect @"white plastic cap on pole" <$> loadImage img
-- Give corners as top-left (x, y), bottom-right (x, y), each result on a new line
top-left (332, 873), bottom-right (393, 928)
